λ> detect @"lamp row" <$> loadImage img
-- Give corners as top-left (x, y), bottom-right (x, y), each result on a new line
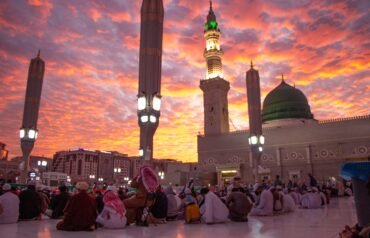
top-left (140, 114), bottom-right (157, 123)
top-left (138, 95), bottom-right (161, 111)
top-left (248, 135), bottom-right (265, 145)
top-left (20, 128), bottom-right (38, 140)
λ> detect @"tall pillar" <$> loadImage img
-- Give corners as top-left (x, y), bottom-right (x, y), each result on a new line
top-left (137, 0), bottom-right (164, 160)
top-left (246, 62), bottom-right (264, 183)
top-left (19, 50), bottom-right (45, 183)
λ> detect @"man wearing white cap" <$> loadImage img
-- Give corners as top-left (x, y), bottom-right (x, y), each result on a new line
top-left (0, 184), bottom-right (19, 224)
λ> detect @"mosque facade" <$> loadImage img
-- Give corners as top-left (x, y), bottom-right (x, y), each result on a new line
top-left (197, 4), bottom-right (370, 186)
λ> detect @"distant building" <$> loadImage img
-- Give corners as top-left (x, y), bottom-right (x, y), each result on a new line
top-left (0, 142), bottom-right (8, 160)
top-left (12, 155), bottom-right (52, 174)
top-left (52, 149), bottom-right (131, 184)
top-left (0, 160), bottom-right (19, 182)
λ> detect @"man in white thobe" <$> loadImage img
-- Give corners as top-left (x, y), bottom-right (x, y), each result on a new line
top-left (0, 184), bottom-right (19, 224)
top-left (250, 187), bottom-right (274, 216)
top-left (301, 187), bottom-right (322, 209)
top-left (200, 188), bottom-right (229, 224)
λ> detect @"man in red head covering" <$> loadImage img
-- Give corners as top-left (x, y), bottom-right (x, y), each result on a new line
top-left (124, 165), bottom-right (159, 225)
top-left (96, 190), bottom-right (127, 229)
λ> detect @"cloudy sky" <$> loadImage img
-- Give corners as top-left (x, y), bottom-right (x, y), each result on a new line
top-left (0, 0), bottom-right (369, 162)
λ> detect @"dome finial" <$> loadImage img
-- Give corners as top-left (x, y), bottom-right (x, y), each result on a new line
top-left (281, 74), bottom-right (285, 83)
top-left (37, 49), bottom-right (40, 58)
top-left (210, 1), bottom-right (213, 11)
top-left (250, 60), bottom-right (253, 69)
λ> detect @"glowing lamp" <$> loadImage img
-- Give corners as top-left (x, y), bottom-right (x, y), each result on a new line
top-left (139, 149), bottom-right (144, 156)
top-left (138, 96), bottom-right (146, 111)
top-left (153, 96), bottom-right (161, 111)
top-left (20, 129), bottom-right (25, 139)
top-left (250, 136), bottom-right (258, 145)
top-left (150, 115), bottom-right (157, 123)
top-left (258, 146), bottom-right (263, 152)
top-left (28, 129), bottom-right (37, 139)
top-left (140, 115), bottom-right (149, 123)
top-left (41, 161), bottom-right (47, 166)
top-left (259, 135), bottom-right (265, 145)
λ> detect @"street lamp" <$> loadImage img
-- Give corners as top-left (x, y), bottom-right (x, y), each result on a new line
top-left (158, 171), bottom-right (164, 180)
top-left (248, 134), bottom-right (265, 183)
top-left (98, 178), bottom-right (104, 182)
top-left (89, 174), bottom-right (95, 180)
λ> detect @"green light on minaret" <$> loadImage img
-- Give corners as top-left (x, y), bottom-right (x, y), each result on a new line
top-left (209, 20), bottom-right (217, 29)
top-left (205, 20), bottom-right (217, 31)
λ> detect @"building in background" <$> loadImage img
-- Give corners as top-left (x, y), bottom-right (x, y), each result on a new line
top-left (52, 148), bottom-right (131, 184)
top-left (0, 142), bottom-right (9, 160)
top-left (0, 160), bottom-right (19, 182)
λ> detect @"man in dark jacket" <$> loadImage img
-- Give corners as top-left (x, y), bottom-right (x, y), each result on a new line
top-left (50, 185), bottom-right (70, 219)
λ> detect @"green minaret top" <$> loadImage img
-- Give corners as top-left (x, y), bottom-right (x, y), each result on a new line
top-left (205, 1), bottom-right (218, 31)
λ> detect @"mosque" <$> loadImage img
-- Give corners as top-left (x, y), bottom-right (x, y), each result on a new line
top-left (196, 3), bottom-right (370, 186)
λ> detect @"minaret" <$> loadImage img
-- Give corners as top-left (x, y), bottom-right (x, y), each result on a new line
top-left (19, 50), bottom-right (45, 182)
top-left (137, 0), bottom-right (164, 160)
top-left (246, 61), bottom-right (264, 182)
top-left (200, 1), bottom-right (230, 135)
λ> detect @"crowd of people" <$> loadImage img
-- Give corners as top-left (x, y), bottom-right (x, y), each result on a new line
top-left (0, 168), bottom-right (368, 238)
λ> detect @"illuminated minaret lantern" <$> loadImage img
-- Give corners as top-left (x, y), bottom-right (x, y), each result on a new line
top-left (137, 0), bottom-right (164, 160)
top-left (200, 1), bottom-right (230, 135)
top-left (20, 50), bottom-right (45, 182)
top-left (246, 61), bottom-right (264, 182)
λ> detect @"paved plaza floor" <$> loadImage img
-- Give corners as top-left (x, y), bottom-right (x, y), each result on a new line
top-left (0, 197), bottom-right (357, 238)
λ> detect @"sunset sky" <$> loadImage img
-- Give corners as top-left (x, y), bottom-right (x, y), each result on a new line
top-left (0, 0), bottom-right (369, 162)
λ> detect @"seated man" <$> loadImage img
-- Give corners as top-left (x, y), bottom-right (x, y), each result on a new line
top-left (96, 190), bottom-right (127, 229)
top-left (165, 186), bottom-right (179, 221)
top-left (19, 181), bottom-right (42, 220)
top-left (57, 181), bottom-right (97, 231)
top-left (123, 165), bottom-right (159, 225)
top-left (200, 187), bottom-right (229, 224)
top-left (149, 186), bottom-right (168, 223)
top-left (250, 187), bottom-right (274, 216)
top-left (184, 188), bottom-right (201, 224)
top-left (282, 189), bottom-right (296, 213)
top-left (0, 184), bottom-right (19, 224)
top-left (226, 187), bottom-right (252, 222)
top-left (301, 187), bottom-right (322, 209)
top-left (48, 185), bottom-right (71, 219)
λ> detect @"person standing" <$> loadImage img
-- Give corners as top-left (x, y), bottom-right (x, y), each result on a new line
top-left (274, 175), bottom-right (283, 187)
top-left (0, 184), bottom-right (19, 224)
top-left (308, 173), bottom-right (318, 188)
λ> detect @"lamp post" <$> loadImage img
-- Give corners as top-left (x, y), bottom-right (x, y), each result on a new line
top-left (89, 174), bottom-right (95, 183)
top-left (114, 167), bottom-right (121, 185)
top-left (158, 171), bottom-right (164, 180)
top-left (248, 134), bottom-right (265, 183)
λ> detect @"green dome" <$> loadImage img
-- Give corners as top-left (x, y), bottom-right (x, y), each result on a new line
top-left (262, 80), bottom-right (314, 123)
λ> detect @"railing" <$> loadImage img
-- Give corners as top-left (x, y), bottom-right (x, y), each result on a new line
top-left (319, 114), bottom-right (370, 124)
